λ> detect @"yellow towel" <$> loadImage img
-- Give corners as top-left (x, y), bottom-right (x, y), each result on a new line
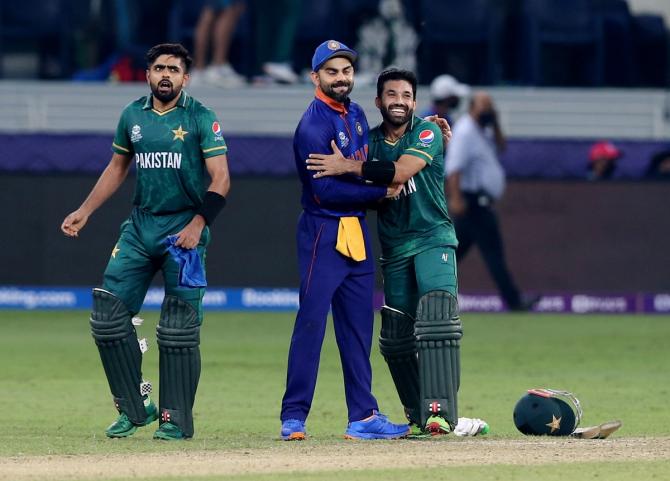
top-left (336, 217), bottom-right (366, 261)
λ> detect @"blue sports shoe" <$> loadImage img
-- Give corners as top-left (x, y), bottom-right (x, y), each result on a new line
top-left (344, 411), bottom-right (410, 440)
top-left (281, 419), bottom-right (306, 441)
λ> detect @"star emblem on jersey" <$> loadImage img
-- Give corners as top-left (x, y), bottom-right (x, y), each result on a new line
top-left (111, 244), bottom-right (120, 258)
top-left (546, 415), bottom-right (562, 433)
top-left (172, 125), bottom-right (188, 141)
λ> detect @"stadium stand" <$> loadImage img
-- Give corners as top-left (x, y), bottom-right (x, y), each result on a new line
top-left (417, 0), bottom-right (506, 84)
top-left (0, 0), bottom-right (71, 78)
top-left (2, 0), bottom-right (668, 86)
top-left (518, 0), bottom-right (605, 86)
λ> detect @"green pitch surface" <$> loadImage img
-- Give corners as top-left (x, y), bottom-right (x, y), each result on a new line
top-left (1, 311), bottom-right (669, 481)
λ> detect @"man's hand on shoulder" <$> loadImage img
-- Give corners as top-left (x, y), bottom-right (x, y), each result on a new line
top-left (306, 140), bottom-right (362, 178)
top-left (425, 115), bottom-right (452, 147)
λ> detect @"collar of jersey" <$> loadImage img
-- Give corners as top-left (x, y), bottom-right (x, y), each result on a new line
top-left (373, 115), bottom-right (419, 143)
top-left (143, 91), bottom-right (190, 114)
top-left (315, 87), bottom-right (349, 114)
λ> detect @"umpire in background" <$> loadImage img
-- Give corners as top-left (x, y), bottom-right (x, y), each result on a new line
top-left (445, 92), bottom-right (533, 311)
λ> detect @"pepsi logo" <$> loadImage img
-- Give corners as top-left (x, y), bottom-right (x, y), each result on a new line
top-left (212, 121), bottom-right (222, 135)
top-left (418, 129), bottom-right (434, 144)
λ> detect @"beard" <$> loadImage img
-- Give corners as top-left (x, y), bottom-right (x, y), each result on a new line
top-left (151, 78), bottom-right (181, 103)
top-left (380, 103), bottom-right (414, 127)
top-left (321, 79), bottom-right (353, 103)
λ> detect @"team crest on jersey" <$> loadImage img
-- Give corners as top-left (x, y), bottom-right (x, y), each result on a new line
top-left (338, 131), bottom-right (349, 148)
top-left (355, 122), bottom-right (363, 136)
top-left (418, 129), bottom-right (434, 146)
top-left (130, 125), bottom-right (142, 143)
top-left (212, 121), bottom-right (223, 141)
top-left (172, 125), bottom-right (188, 141)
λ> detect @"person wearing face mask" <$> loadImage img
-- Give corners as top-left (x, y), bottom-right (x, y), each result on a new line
top-left (445, 92), bottom-right (536, 312)
top-left (420, 74), bottom-right (470, 126)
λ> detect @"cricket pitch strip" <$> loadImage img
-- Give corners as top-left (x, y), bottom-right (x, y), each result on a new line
top-left (1, 436), bottom-right (669, 480)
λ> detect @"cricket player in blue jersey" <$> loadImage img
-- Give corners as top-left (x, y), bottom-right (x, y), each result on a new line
top-left (279, 40), bottom-right (409, 440)
top-left (303, 68), bottom-right (490, 438)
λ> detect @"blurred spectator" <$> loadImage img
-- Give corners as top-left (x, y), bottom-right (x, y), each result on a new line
top-left (112, 0), bottom-right (171, 64)
top-left (354, 0), bottom-right (418, 85)
top-left (420, 74), bottom-right (470, 124)
top-left (587, 141), bottom-right (620, 181)
top-left (445, 91), bottom-right (537, 311)
top-left (190, 0), bottom-right (246, 87)
top-left (645, 149), bottom-right (670, 180)
top-left (72, 0), bottom-right (170, 81)
top-left (252, 0), bottom-right (301, 83)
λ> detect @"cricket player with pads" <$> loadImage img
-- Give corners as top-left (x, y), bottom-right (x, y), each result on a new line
top-left (61, 43), bottom-right (230, 440)
top-left (307, 68), bottom-right (488, 436)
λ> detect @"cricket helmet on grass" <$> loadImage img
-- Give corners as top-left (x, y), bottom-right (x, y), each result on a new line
top-left (513, 388), bottom-right (582, 436)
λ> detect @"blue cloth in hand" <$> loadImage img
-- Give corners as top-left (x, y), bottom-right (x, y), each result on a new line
top-left (164, 235), bottom-right (207, 288)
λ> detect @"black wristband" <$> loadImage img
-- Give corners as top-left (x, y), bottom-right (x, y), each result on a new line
top-left (197, 191), bottom-right (226, 225)
top-left (361, 160), bottom-right (396, 185)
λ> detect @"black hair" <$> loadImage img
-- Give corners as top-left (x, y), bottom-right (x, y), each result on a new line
top-left (145, 43), bottom-right (192, 73)
top-left (376, 68), bottom-right (418, 100)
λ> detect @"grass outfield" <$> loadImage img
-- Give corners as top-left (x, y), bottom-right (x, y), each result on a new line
top-left (1, 310), bottom-right (669, 480)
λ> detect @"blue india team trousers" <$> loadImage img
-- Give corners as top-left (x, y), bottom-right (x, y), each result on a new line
top-left (281, 211), bottom-right (379, 423)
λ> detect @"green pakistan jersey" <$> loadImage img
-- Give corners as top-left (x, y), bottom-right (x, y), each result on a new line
top-left (371, 115), bottom-right (458, 259)
top-left (112, 91), bottom-right (227, 215)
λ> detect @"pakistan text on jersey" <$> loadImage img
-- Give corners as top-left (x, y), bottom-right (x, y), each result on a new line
top-left (135, 152), bottom-right (182, 169)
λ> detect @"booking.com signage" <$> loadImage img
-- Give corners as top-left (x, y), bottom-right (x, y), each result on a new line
top-left (1, 287), bottom-right (670, 314)
top-left (0, 287), bottom-right (300, 311)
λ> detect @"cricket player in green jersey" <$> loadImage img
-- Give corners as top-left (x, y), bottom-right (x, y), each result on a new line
top-left (306, 68), bottom-right (488, 437)
top-left (61, 43), bottom-right (230, 440)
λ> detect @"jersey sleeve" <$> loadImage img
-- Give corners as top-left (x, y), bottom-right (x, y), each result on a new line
top-left (402, 122), bottom-right (443, 165)
top-left (197, 107), bottom-right (228, 159)
top-left (295, 116), bottom-right (386, 205)
top-left (111, 108), bottom-right (133, 155)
